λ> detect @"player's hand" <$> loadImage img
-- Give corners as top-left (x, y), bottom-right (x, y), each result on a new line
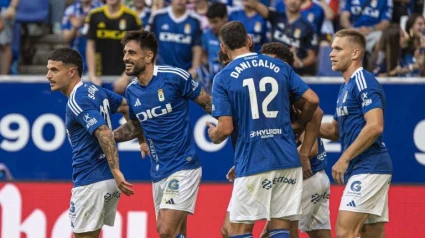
top-left (332, 158), bottom-right (349, 184)
top-left (206, 121), bottom-right (217, 140)
top-left (140, 142), bottom-right (150, 159)
top-left (3, 6), bottom-right (16, 20)
top-left (113, 76), bottom-right (129, 94)
top-left (226, 166), bottom-right (235, 182)
top-left (243, 0), bottom-right (259, 9)
top-left (70, 15), bottom-right (84, 29)
top-left (299, 154), bottom-right (313, 179)
top-left (112, 170), bottom-right (134, 196)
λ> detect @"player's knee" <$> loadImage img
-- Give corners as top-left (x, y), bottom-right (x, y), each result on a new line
top-left (336, 227), bottom-right (356, 238)
top-left (221, 224), bottom-right (229, 238)
top-left (157, 223), bottom-right (179, 238)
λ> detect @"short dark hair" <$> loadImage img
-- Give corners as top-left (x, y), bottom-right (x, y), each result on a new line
top-left (334, 29), bottom-right (366, 51)
top-left (47, 48), bottom-right (83, 77)
top-left (206, 2), bottom-right (227, 19)
top-left (261, 42), bottom-right (295, 66)
top-left (121, 30), bottom-right (158, 61)
top-left (220, 21), bottom-right (248, 50)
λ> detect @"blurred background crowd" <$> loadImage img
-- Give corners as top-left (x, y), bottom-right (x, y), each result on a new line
top-left (0, 0), bottom-right (424, 94)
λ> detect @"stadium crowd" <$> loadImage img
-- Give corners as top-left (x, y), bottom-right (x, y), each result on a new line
top-left (1, 0), bottom-right (425, 89)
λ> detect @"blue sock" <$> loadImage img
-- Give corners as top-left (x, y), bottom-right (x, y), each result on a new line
top-left (269, 229), bottom-right (290, 238)
top-left (176, 234), bottom-right (185, 238)
top-left (229, 234), bottom-right (253, 238)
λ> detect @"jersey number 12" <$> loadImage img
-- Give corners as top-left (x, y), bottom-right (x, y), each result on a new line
top-left (243, 77), bottom-right (279, 119)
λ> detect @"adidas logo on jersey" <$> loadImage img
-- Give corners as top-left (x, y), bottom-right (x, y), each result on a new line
top-left (347, 200), bottom-right (356, 207)
top-left (134, 98), bottom-right (141, 107)
top-left (161, 24), bottom-right (169, 30)
top-left (165, 198), bottom-right (175, 204)
top-left (97, 22), bottom-right (106, 28)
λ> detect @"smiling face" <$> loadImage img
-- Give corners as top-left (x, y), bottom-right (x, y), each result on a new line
top-left (329, 36), bottom-right (354, 72)
top-left (123, 40), bottom-right (153, 76)
top-left (46, 60), bottom-right (74, 93)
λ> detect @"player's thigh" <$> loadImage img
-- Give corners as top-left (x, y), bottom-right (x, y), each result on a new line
top-left (155, 168), bottom-right (202, 218)
top-left (339, 174), bottom-right (391, 229)
top-left (270, 167), bottom-right (303, 222)
top-left (69, 179), bottom-right (119, 233)
top-left (221, 211), bottom-right (231, 238)
top-left (228, 222), bottom-right (255, 236)
top-left (73, 229), bottom-right (101, 238)
top-left (289, 221), bottom-right (300, 238)
top-left (306, 229), bottom-right (332, 238)
top-left (360, 222), bottom-right (385, 238)
top-left (336, 210), bottom-right (368, 236)
top-left (260, 221), bottom-right (270, 238)
top-left (299, 171), bottom-right (331, 233)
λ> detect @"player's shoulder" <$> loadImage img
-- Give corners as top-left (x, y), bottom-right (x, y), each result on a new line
top-left (87, 5), bottom-right (106, 17)
top-left (352, 68), bottom-right (381, 92)
top-left (151, 7), bottom-right (169, 19)
top-left (122, 5), bottom-right (140, 20)
top-left (156, 65), bottom-right (191, 81)
top-left (188, 10), bottom-right (202, 23)
top-left (126, 78), bottom-right (139, 91)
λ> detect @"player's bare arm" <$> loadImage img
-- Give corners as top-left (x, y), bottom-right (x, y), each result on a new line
top-left (319, 120), bottom-right (339, 141)
top-left (94, 125), bottom-right (134, 196)
top-left (294, 89), bottom-right (319, 132)
top-left (194, 87), bottom-right (213, 114)
top-left (332, 108), bottom-right (384, 184)
top-left (206, 116), bottom-right (233, 144)
top-left (113, 119), bottom-right (144, 143)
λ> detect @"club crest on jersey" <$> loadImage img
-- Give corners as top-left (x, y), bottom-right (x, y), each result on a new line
top-left (158, 89), bottom-right (165, 101)
top-left (343, 90), bottom-right (348, 103)
top-left (308, 13), bottom-right (315, 22)
top-left (184, 23), bottom-right (191, 34)
top-left (119, 19), bottom-right (127, 30)
top-left (294, 28), bottom-right (301, 39)
top-left (254, 21), bottom-right (262, 32)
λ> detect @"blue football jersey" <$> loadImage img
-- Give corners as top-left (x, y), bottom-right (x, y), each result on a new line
top-left (344, 0), bottom-right (393, 27)
top-left (201, 28), bottom-right (221, 80)
top-left (274, 1), bottom-right (325, 34)
top-left (228, 9), bottom-right (269, 53)
top-left (333, 68), bottom-right (393, 180)
top-left (65, 82), bottom-right (124, 187)
top-left (310, 138), bottom-right (327, 174)
top-left (126, 65), bottom-right (202, 182)
top-left (148, 7), bottom-right (202, 70)
top-left (267, 10), bottom-right (318, 61)
top-left (400, 53), bottom-right (421, 77)
top-left (212, 53), bottom-right (310, 177)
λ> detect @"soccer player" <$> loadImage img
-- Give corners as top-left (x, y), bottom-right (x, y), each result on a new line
top-left (46, 48), bottom-right (134, 238)
top-left (320, 29), bottom-right (393, 238)
top-left (148, 0), bottom-right (203, 78)
top-left (260, 42), bottom-right (331, 238)
top-left (208, 21), bottom-right (319, 238)
top-left (113, 30), bottom-right (212, 238)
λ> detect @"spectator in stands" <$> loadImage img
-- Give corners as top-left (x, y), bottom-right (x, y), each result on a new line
top-left (85, 0), bottom-right (141, 93)
top-left (50, 0), bottom-right (65, 34)
top-left (0, 0), bottom-right (18, 75)
top-left (201, 2), bottom-right (227, 93)
top-left (0, 16), bottom-right (3, 31)
top-left (62, 0), bottom-right (103, 74)
top-left (246, 0), bottom-right (318, 75)
top-left (189, 0), bottom-right (209, 30)
top-left (339, 0), bottom-right (393, 54)
top-left (400, 14), bottom-right (425, 76)
top-left (228, 0), bottom-right (269, 53)
top-left (148, 0), bottom-right (202, 78)
top-left (369, 25), bottom-right (404, 76)
top-left (130, 0), bottom-right (151, 27)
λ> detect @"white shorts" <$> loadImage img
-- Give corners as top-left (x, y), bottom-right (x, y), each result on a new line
top-left (295, 170), bottom-right (331, 232)
top-left (68, 179), bottom-right (120, 233)
top-left (153, 168), bottom-right (202, 218)
top-left (229, 167), bottom-right (303, 223)
top-left (340, 173), bottom-right (391, 224)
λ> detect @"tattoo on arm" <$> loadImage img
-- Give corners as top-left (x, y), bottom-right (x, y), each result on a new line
top-left (113, 120), bottom-right (144, 142)
top-left (95, 125), bottom-right (119, 170)
top-left (195, 87), bottom-right (212, 114)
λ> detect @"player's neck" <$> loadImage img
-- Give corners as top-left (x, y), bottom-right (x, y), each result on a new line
top-left (137, 65), bottom-right (154, 86)
top-left (342, 63), bottom-right (363, 83)
top-left (63, 78), bottom-right (81, 97)
top-left (107, 3), bottom-right (121, 16)
top-left (244, 7), bottom-right (255, 17)
top-left (172, 7), bottom-right (186, 18)
top-left (286, 10), bottom-right (301, 22)
top-left (228, 47), bottom-right (252, 60)
top-left (82, 1), bottom-right (91, 9)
